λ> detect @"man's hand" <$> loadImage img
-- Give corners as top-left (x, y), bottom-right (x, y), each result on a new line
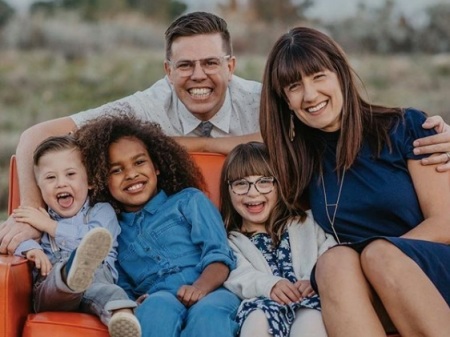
top-left (177, 284), bottom-right (206, 307)
top-left (414, 115), bottom-right (450, 172)
top-left (0, 215), bottom-right (42, 255)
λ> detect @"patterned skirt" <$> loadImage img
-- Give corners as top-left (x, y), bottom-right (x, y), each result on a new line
top-left (236, 232), bottom-right (321, 337)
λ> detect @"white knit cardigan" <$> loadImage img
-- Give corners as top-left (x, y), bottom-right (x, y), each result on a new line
top-left (224, 210), bottom-right (337, 300)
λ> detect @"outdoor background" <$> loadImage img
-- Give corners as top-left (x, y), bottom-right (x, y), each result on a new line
top-left (1, 0), bottom-right (450, 218)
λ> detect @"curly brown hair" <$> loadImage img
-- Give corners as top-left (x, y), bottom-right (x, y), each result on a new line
top-left (74, 110), bottom-right (205, 211)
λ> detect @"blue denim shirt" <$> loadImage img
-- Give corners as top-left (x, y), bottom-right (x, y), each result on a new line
top-left (116, 188), bottom-right (235, 299)
top-left (15, 200), bottom-right (121, 281)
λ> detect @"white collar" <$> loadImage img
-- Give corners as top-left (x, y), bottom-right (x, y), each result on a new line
top-left (176, 88), bottom-right (232, 135)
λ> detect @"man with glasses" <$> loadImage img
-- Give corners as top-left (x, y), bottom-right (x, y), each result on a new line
top-left (72, 11), bottom-right (262, 150)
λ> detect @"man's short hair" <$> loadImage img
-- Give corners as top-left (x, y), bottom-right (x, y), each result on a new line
top-left (165, 11), bottom-right (232, 60)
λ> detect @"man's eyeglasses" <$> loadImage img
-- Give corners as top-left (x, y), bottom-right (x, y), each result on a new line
top-left (168, 55), bottom-right (231, 77)
top-left (228, 176), bottom-right (276, 196)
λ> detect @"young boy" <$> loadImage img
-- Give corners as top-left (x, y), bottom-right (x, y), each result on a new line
top-left (13, 135), bottom-right (141, 337)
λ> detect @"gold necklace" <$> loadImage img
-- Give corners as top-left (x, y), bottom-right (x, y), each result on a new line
top-left (321, 169), bottom-right (346, 244)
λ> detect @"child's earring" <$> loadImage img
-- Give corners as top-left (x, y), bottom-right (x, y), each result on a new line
top-left (289, 112), bottom-right (295, 142)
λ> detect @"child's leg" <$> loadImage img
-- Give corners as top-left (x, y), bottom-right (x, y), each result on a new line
top-left (63, 227), bottom-right (112, 292)
top-left (35, 228), bottom-right (113, 313)
top-left (81, 264), bottom-right (137, 324)
top-left (290, 308), bottom-right (327, 337)
top-left (135, 290), bottom-right (187, 337)
top-left (33, 260), bottom-right (84, 312)
top-left (81, 264), bottom-right (141, 336)
top-left (182, 287), bottom-right (240, 337)
top-left (240, 310), bottom-right (271, 337)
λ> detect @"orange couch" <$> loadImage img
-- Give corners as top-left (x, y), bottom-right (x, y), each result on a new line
top-left (1, 153), bottom-right (401, 337)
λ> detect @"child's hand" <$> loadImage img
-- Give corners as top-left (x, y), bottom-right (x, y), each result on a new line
top-left (13, 206), bottom-right (57, 235)
top-left (26, 249), bottom-right (52, 276)
top-left (177, 285), bottom-right (205, 307)
top-left (294, 280), bottom-right (315, 298)
top-left (136, 293), bottom-right (148, 305)
top-left (270, 279), bottom-right (302, 305)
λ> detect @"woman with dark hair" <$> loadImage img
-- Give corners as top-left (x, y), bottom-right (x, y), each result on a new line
top-left (260, 26), bottom-right (450, 337)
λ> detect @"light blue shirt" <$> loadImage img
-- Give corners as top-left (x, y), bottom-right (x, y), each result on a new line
top-left (15, 200), bottom-right (121, 281)
top-left (116, 188), bottom-right (235, 299)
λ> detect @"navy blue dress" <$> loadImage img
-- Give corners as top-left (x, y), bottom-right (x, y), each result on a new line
top-left (309, 108), bottom-right (450, 303)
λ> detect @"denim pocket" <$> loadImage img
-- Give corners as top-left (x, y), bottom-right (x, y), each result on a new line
top-left (152, 218), bottom-right (199, 259)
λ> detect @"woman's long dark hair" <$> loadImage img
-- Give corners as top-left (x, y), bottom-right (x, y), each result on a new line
top-left (260, 26), bottom-right (402, 211)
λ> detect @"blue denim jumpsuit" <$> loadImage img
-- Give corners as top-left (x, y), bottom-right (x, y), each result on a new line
top-left (116, 188), bottom-right (240, 337)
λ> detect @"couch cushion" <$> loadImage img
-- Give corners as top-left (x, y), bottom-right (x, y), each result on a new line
top-left (23, 312), bottom-right (108, 337)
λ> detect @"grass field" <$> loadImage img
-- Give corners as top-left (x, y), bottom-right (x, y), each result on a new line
top-left (1, 48), bottom-right (450, 216)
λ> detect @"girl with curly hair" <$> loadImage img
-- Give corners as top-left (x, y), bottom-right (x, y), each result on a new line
top-left (75, 111), bottom-right (240, 337)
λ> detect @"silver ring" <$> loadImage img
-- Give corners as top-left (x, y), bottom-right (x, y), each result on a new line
top-left (446, 152), bottom-right (450, 162)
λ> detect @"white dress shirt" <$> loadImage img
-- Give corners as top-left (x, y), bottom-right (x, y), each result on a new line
top-left (72, 75), bottom-right (262, 137)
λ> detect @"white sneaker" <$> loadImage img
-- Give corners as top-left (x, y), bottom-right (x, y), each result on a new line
top-left (109, 312), bottom-right (141, 337)
top-left (66, 227), bottom-right (112, 292)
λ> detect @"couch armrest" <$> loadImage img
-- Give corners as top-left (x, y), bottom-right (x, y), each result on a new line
top-left (0, 254), bottom-right (33, 337)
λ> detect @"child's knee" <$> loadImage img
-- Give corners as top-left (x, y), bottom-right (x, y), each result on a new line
top-left (240, 310), bottom-right (271, 337)
top-left (136, 291), bottom-right (185, 319)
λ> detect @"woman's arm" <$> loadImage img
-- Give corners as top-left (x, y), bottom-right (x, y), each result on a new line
top-left (403, 157), bottom-right (450, 243)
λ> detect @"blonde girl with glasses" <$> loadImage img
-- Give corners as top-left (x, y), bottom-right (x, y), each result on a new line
top-left (220, 142), bottom-right (337, 337)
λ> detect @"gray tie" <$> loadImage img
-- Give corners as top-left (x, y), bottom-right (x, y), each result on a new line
top-left (200, 121), bottom-right (213, 137)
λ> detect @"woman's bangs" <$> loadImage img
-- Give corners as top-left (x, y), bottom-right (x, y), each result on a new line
top-left (274, 45), bottom-right (332, 91)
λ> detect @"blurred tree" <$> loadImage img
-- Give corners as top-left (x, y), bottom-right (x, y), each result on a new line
top-left (0, 0), bottom-right (13, 27)
top-left (48, 0), bottom-right (186, 22)
top-left (255, 0), bottom-right (313, 23)
top-left (419, 3), bottom-right (450, 53)
top-left (127, 0), bottom-right (186, 22)
top-left (50, 0), bottom-right (129, 20)
top-left (224, 0), bottom-right (313, 24)
top-left (328, 0), bottom-right (416, 54)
